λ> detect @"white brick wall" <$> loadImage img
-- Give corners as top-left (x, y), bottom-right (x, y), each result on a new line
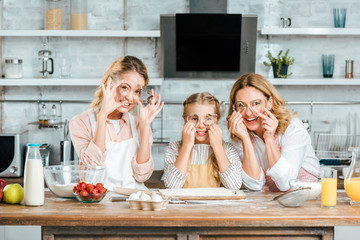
top-left (1, 0), bottom-right (360, 169)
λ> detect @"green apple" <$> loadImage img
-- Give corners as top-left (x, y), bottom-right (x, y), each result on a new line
top-left (3, 183), bottom-right (24, 204)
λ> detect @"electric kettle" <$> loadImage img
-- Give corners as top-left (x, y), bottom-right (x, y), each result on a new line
top-left (38, 49), bottom-right (54, 78)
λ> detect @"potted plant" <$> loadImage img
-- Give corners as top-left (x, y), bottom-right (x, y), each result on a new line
top-left (263, 49), bottom-right (295, 78)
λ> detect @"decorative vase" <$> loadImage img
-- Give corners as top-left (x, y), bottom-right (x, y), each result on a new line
top-left (272, 63), bottom-right (289, 78)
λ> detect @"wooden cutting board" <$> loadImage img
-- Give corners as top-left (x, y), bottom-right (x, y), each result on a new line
top-left (158, 187), bottom-right (246, 200)
top-left (113, 187), bottom-right (152, 196)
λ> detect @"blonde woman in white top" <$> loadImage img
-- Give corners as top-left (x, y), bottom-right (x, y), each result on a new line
top-left (227, 73), bottom-right (320, 192)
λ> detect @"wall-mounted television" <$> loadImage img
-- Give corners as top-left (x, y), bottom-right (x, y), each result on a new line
top-left (160, 13), bottom-right (257, 78)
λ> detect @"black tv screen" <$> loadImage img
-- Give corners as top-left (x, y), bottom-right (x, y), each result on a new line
top-left (176, 13), bottom-right (241, 72)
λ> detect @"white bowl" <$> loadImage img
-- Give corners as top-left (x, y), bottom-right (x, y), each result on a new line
top-left (289, 179), bottom-right (321, 200)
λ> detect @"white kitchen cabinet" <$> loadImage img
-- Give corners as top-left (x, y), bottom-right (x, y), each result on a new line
top-left (0, 226), bottom-right (41, 240)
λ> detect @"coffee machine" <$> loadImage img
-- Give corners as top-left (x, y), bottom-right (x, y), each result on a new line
top-left (39, 49), bottom-right (54, 78)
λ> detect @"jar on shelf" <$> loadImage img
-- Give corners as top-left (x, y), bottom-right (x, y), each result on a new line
top-left (71, 0), bottom-right (87, 30)
top-left (45, 0), bottom-right (63, 30)
top-left (4, 58), bottom-right (23, 79)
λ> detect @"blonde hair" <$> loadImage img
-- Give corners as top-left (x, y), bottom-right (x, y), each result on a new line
top-left (182, 92), bottom-right (221, 183)
top-left (227, 73), bottom-right (297, 141)
top-left (89, 56), bottom-right (149, 112)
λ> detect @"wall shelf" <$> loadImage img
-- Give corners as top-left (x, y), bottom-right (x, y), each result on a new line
top-left (269, 78), bottom-right (360, 85)
top-left (0, 30), bottom-right (160, 37)
top-left (260, 28), bottom-right (360, 36)
top-left (0, 78), bottom-right (163, 86)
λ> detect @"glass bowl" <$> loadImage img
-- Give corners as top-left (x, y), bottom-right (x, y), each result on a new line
top-left (74, 191), bottom-right (107, 203)
top-left (273, 187), bottom-right (311, 208)
top-left (43, 165), bottom-right (105, 198)
top-left (289, 179), bottom-right (321, 200)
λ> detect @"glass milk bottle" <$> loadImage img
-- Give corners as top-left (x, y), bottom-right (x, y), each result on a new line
top-left (24, 143), bottom-right (45, 206)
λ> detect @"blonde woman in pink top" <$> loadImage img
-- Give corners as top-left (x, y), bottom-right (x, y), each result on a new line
top-left (70, 56), bottom-right (164, 191)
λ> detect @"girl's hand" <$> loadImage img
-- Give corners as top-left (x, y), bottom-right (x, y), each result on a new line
top-left (256, 108), bottom-right (278, 140)
top-left (100, 77), bottom-right (122, 116)
top-left (208, 124), bottom-right (223, 148)
top-left (182, 121), bottom-right (196, 147)
top-left (228, 111), bottom-right (249, 140)
top-left (137, 88), bottom-right (164, 126)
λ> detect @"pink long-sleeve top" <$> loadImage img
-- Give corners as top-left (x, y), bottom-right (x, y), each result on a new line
top-left (69, 110), bottom-right (154, 183)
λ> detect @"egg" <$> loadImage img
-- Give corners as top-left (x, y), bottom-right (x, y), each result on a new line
top-left (136, 191), bottom-right (143, 197)
top-left (151, 194), bottom-right (163, 202)
top-left (129, 193), bottom-right (139, 200)
top-left (139, 193), bottom-right (151, 201)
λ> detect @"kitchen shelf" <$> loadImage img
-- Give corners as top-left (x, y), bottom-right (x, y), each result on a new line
top-left (267, 78), bottom-right (360, 85)
top-left (0, 30), bottom-right (160, 37)
top-left (260, 28), bottom-right (360, 36)
top-left (0, 78), bottom-right (163, 86)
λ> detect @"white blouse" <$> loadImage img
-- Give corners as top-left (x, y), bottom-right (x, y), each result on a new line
top-left (230, 118), bottom-right (320, 191)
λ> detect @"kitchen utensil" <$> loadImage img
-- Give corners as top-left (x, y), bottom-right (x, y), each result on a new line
top-left (158, 187), bottom-right (246, 200)
top-left (280, 17), bottom-right (291, 28)
top-left (289, 179), bottom-right (321, 200)
top-left (273, 187), bottom-right (310, 208)
top-left (39, 49), bottom-right (54, 78)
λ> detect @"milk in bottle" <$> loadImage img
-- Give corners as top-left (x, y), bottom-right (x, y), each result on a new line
top-left (24, 143), bottom-right (44, 206)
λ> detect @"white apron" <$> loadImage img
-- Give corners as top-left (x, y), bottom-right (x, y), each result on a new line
top-left (89, 112), bottom-right (147, 191)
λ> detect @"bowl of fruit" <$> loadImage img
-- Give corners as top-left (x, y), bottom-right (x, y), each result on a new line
top-left (73, 182), bottom-right (107, 203)
top-left (43, 165), bottom-right (105, 199)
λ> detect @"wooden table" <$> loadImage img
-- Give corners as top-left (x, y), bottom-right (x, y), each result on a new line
top-left (0, 190), bottom-right (359, 240)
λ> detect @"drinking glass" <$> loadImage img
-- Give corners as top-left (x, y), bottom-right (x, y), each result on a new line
top-left (59, 58), bottom-right (71, 79)
top-left (321, 168), bottom-right (337, 208)
top-left (333, 8), bottom-right (347, 28)
top-left (322, 54), bottom-right (335, 78)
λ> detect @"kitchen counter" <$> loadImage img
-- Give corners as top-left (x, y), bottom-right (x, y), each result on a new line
top-left (0, 190), bottom-right (359, 239)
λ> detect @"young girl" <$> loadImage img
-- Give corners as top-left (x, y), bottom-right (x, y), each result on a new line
top-left (227, 73), bottom-right (319, 192)
top-left (164, 92), bottom-right (242, 189)
top-left (70, 56), bottom-right (164, 191)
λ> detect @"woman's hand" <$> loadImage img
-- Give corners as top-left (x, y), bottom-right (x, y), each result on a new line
top-left (208, 124), bottom-right (223, 148)
top-left (228, 111), bottom-right (249, 140)
top-left (181, 121), bottom-right (196, 148)
top-left (256, 108), bottom-right (278, 140)
top-left (137, 88), bottom-right (164, 126)
top-left (99, 77), bottom-right (123, 116)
